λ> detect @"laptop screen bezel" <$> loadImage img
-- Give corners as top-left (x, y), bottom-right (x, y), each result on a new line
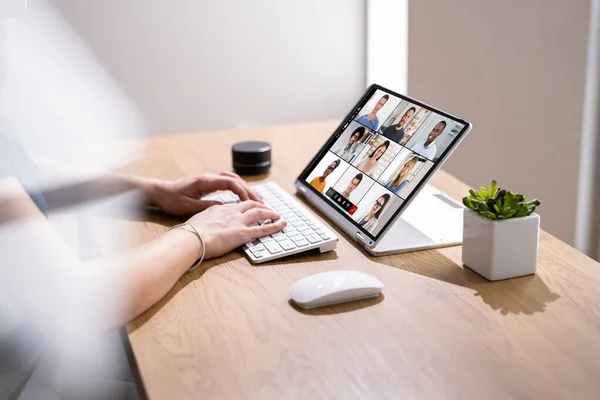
top-left (295, 83), bottom-right (471, 244)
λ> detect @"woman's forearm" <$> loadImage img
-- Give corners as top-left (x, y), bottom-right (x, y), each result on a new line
top-left (85, 227), bottom-right (201, 331)
top-left (32, 156), bottom-right (158, 210)
top-left (2, 175), bottom-right (202, 337)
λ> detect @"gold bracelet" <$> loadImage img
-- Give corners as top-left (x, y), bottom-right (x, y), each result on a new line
top-left (168, 223), bottom-right (205, 272)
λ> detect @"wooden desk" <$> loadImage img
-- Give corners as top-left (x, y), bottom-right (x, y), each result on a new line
top-left (97, 121), bottom-right (600, 399)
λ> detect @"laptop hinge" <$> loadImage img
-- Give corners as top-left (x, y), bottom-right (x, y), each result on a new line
top-left (296, 184), bottom-right (308, 195)
top-left (354, 231), bottom-right (367, 244)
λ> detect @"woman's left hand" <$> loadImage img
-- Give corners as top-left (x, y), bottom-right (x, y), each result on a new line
top-left (145, 171), bottom-right (262, 216)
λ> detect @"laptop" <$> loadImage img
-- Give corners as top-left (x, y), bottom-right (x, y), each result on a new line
top-left (212, 84), bottom-right (472, 263)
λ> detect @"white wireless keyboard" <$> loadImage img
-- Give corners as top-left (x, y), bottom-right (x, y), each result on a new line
top-left (206, 181), bottom-right (338, 263)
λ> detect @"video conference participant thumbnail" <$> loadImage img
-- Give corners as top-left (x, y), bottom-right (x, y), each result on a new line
top-left (326, 166), bottom-right (376, 216)
top-left (331, 124), bottom-right (367, 163)
top-left (407, 115), bottom-right (465, 162)
top-left (380, 103), bottom-right (417, 143)
top-left (356, 193), bottom-right (390, 232)
top-left (383, 155), bottom-right (419, 196)
top-left (305, 151), bottom-right (349, 194)
top-left (351, 184), bottom-right (403, 236)
top-left (352, 134), bottom-right (402, 180)
top-left (354, 89), bottom-right (401, 131)
top-left (411, 120), bottom-right (445, 160)
top-left (377, 147), bottom-right (435, 199)
top-left (355, 139), bottom-right (389, 178)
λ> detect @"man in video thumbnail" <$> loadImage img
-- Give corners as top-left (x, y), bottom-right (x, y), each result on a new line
top-left (309, 159), bottom-right (341, 193)
top-left (356, 95), bottom-right (389, 130)
top-left (411, 121), bottom-right (446, 160)
top-left (341, 173), bottom-right (363, 199)
top-left (381, 107), bottom-right (415, 143)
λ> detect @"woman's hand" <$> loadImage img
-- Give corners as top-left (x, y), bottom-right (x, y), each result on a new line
top-left (146, 171), bottom-right (261, 216)
top-left (186, 201), bottom-right (286, 259)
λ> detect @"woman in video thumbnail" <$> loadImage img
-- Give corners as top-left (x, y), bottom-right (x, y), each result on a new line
top-left (341, 173), bottom-right (363, 199)
top-left (332, 126), bottom-right (366, 162)
top-left (356, 140), bottom-right (390, 178)
top-left (356, 194), bottom-right (391, 233)
top-left (384, 155), bottom-right (419, 196)
top-left (382, 107), bottom-right (415, 143)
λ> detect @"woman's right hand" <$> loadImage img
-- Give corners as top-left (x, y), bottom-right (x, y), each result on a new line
top-left (186, 201), bottom-right (286, 259)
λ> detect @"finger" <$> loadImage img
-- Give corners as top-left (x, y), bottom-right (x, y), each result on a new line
top-left (187, 199), bottom-right (223, 212)
top-left (219, 171), bottom-right (263, 203)
top-left (246, 219), bottom-right (287, 240)
top-left (242, 208), bottom-right (281, 224)
top-left (220, 170), bottom-right (243, 181)
top-left (235, 200), bottom-right (266, 213)
top-left (165, 198), bottom-right (222, 216)
top-left (201, 177), bottom-right (251, 201)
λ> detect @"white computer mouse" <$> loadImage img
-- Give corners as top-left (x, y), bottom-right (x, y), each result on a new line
top-left (289, 270), bottom-right (384, 309)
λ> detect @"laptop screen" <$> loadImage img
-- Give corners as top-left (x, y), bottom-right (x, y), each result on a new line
top-left (297, 84), bottom-right (470, 242)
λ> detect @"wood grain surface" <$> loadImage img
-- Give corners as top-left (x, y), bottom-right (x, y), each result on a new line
top-left (94, 121), bottom-right (600, 400)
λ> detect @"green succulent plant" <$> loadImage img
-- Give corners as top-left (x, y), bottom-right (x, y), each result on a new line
top-left (462, 180), bottom-right (540, 220)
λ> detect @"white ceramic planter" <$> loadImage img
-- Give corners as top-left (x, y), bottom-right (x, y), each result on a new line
top-left (462, 208), bottom-right (540, 281)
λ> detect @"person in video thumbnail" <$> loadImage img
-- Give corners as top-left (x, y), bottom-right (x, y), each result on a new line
top-left (309, 159), bottom-right (341, 193)
top-left (341, 173), bottom-right (363, 199)
top-left (411, 121), bottom-right (446, 160)
top-left (356, 194), bottom-right (391, 233)
top-left (384, 155), bottom-right (419, 196)
top-left (356, 140), bottom-right (390, 178)
top-left (333, 126), bottom-right (366, 162)
top-left (356, 95), bottom-right (389, 130)
top-left (382, 107), bottom-right (415, 143)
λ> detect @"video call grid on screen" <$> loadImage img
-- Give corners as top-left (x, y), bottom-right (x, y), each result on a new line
top-left (298, 85), bottom-right (468, 241)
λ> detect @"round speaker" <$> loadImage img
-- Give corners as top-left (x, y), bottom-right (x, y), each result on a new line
top-left (231, 141), bottom-right (271, 175)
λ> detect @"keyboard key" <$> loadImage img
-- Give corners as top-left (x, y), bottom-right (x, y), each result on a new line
top-left (291, 235), bottom-right (307, 243)
top-left (279, 240), bottom-right (296, 251)
top-left (294, 222), bottom-right (308, 230)
top-left (298, 226), bottom-right (312, 233)
top-left (252, 252), bottom-right (264, 259)
top-left (264, 241), bottom-right (283, 254)
top-left (288, 233), bottom-right (303, 241)
top-left (271, 232), bottom-right (284, 238)
top-left (275, 235), bottom-right (289, 242)
top-left (319, 233), bottom-right (330, 240)
top-left (315, 228), bottom-right (325, 235)
top-left (251, 244), bottom-right (266, 253)
top-left (301, 231), bottom-right (315, 238)
top-left (259, 237), bottom-right (274, 243)
top-left (306, 234), bottom-right (322, 244)
top-left (294, 238), bottom-right (309, 247)
top-left (283, 226), bottom-right (297, 234)
top-left (288, 217), bottom-right (301, 224)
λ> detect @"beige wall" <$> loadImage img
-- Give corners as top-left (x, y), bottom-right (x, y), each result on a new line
top-left (409, 0), bottom-right (590, 245)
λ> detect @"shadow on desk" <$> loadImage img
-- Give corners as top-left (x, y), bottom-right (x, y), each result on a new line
top-left (370, 247), bottom-right (560, 316)
top-left (292, 192), bottom-right (561, 317)
top-left (288, 294), bottom-right (384, 315)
